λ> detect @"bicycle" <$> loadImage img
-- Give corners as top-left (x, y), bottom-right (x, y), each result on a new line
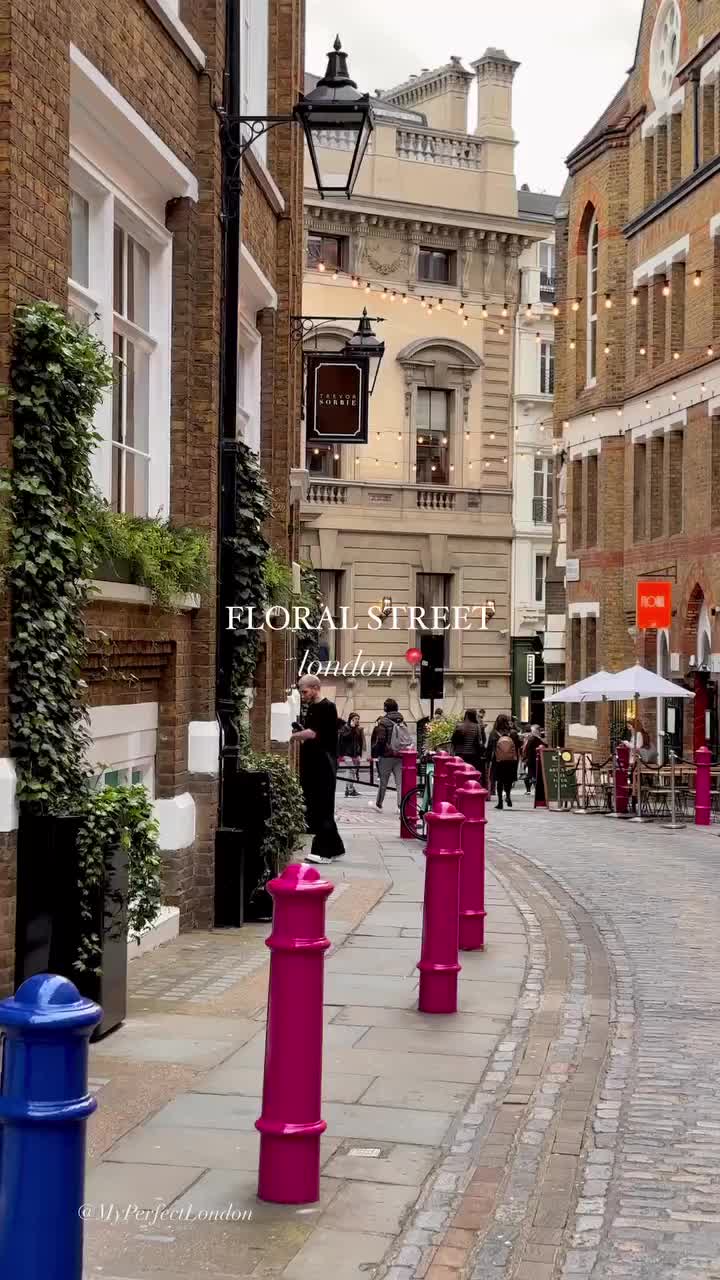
top-left (399, 742), bottom-right (452, 841)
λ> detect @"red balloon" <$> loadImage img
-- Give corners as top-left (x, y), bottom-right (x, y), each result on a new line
top-left (405, 647), bottom-right (422, 666)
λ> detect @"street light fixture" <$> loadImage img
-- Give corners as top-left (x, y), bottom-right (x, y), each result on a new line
top-left (342, 309), bottom-right (386, 394)
top-left (222, 36), bottom-right (373, 202)
top-left (295, 37), bottom-right (374, 199)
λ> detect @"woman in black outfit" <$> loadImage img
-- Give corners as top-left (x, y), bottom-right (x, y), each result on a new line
top-left (486, 714), bottom-right (522, 809)
top-left (451, 709), bottom-right (486, 783)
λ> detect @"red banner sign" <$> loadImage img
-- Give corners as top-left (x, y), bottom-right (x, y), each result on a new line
top-left (636, 580), bottom-right (672, 630)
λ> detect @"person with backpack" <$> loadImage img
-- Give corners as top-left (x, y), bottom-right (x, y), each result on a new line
top-left (486, 714), bottom-right (522, 810)
top-left (338, 712), bottom-right (365, 797)
top-left (522, 724), bottom-right (546, 794)
top-left (370, 698), bottom-right (413, 811)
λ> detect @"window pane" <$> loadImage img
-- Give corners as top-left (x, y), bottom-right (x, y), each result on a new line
top-left (128, 237), bottom-right (150, 328)
top-left (113, 225), bottom-right (124, 314)
top-left (126, 451), bottom-right (149, 517)
top-left (112, 333), bottom-right (124, 442)
top-left (306, 234), bottom-right (342, 271)
top-left (307, 446), bottom-right (340, 477)
top-left (416, 389), bottom-right (430, 430)
top-left (70, 192), bottom-right (89, 288)
top-left (125, 342), bottom-right (150, 455)
top-left (418, 250), bottom-right (450, 283)
top-left (111, 445), bottom-right (122, 512)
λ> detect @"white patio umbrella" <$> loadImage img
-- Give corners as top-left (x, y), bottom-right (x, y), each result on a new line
top-left (603, 663), bottom-right (694, 701)
top-left (545, 671), bottom-right (614, 703)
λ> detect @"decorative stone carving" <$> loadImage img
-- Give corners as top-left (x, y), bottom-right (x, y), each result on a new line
top-left (461, 234), bottom-right (475, 295)
top-left (504, 239), bottom-right (521, 304)
top-left (366, 245), bottom-right (409, 276)
top-left (482, 234), bottom-right (499, 296)
top-left (353, 219), bottom-right (369, 276)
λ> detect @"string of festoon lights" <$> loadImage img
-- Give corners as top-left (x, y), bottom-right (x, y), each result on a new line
top-left (309, 258), bottom-right (719, 451)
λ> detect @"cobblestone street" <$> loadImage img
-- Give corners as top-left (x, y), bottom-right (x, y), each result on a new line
top-left (485, 798), bottom-right (720, 1280)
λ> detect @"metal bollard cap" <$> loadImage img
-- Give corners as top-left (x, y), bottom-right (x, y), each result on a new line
top-left (0, 974), bottom-right (102, 1034)
top-left (267, 863), bottom-right (334, 899)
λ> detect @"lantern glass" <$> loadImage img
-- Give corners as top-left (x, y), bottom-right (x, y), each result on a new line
top-left (295, 37), bottom-right (374, 199)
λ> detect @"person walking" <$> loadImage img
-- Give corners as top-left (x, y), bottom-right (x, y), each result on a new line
top-left (371, 698), bottom-right (413, 811)
top-left (486, 714), bottom-right (522, 810)
top-left (522, 724), bottom-right (545, 794)
top-left (292, 675), bottom-right (345, 864)
top-left (451, 708), bottom-right (486, 775)
top-left (339, 712), bottom-right (365, 797)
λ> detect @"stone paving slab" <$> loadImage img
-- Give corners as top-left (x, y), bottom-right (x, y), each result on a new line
top-left (84, 801), bottom-right (530, 1279)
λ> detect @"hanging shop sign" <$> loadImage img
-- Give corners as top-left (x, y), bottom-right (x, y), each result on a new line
top-left (305, 352), bottom-right (369, 445)
top-left (636, 580), bottom-right (672, 630)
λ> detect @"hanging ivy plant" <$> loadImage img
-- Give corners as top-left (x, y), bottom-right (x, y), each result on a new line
top-left (75, 783), bottom-right (162, 974)
top-left (4, 303), bottom-right (113, 813)
top-left (243, 750), bottom-right (306, 885)
top-left (87, 499), bottom-right (211, 610)
top-left (297, 561), bottom-right (323, 667)
top-left (228, 440), bottom-right (271, 716)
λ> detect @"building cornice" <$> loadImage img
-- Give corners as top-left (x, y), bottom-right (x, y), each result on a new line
top-left (567, 106), bottom-right (644, 175)
top-left (304, 195), bottom-right (552, 244)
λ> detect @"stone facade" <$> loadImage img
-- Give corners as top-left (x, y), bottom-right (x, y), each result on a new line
top-left (554, 0), bottom-right (720, 760)
top-left (299, 51), bottom-right (551, 729)
top-left (0, 0), bottom-right (304, 993)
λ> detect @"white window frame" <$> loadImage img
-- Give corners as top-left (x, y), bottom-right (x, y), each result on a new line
top-left (237, 314), bottom-right (262, 453)
top-left (534, 553), bottom-right (548, 605)
top-left (99, 757), bottom-right (155, 798)
top-left (69, 152), bottom-right (172, 519)
top-left (240, 0), bottom-right (269, 164)
top-left (587, 214), bottom-right (599, 387)
top-left (539, 340), bottom-right (554, 395)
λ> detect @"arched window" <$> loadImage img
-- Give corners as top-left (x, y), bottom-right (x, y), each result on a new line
top-left (587, 214), bottom-right (599, 385)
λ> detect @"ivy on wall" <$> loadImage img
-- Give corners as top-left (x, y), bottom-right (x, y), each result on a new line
top-left (228, 440), bottom-right (271, 716)
top-left (4, 303), bottom-right (113, 812)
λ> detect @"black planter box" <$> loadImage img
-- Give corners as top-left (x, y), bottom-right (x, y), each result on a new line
top-left (215, 766), bottom-right (272, 927)
top-left (14, 809), bottom-right (129, 1039)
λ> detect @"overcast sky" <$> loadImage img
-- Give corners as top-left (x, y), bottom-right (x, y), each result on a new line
top-left (306, 0), bottom-right (641, 195)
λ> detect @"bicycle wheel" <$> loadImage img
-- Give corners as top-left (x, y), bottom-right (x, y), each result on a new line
top-left (400, 786), bottom-right (427, 841)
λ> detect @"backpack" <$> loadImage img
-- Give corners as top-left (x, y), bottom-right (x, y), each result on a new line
top-left (387, 720), bottom-right (413, 755)
top-left (495, 734), bottom-right (517, 763)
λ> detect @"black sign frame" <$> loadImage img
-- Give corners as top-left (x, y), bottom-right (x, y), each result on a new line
top-left (305, 351), bottom-right (370, 446)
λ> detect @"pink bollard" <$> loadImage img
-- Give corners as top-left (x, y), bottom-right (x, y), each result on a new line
top-left (455, 780), bottom-right (488, 951)
top-left (418, 802), bottom-right (464, 1013)
top-left (614, 742), bottom-right (630, 815)
top-left (449, 762), bottom-right (480, 806)
top-left (432, 753), bottom-right (452, 811)
top-left (444, 759), bottom-right (468, 806)
top-left (399, 748), bottom-right (418, 840)
top-left (695, 745), bottom-right (712, 826)
top-left (256, 864), bottom-right (333, 1204)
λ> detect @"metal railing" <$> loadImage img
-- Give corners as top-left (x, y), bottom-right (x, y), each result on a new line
top-left (532, 497), bottom-right (553, 524)
top-left (540, 273), bottom-right (556, 301)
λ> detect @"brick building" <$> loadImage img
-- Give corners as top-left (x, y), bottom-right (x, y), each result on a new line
top-left (554, 0), bottom-right (720, 761)
top-left (0, 0), bottom-right (304, 992)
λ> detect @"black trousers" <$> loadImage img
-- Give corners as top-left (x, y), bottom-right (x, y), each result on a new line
top-left (494, 762), bottom-right (515, 801)
top-left (300, 748), bottom-right (345, 858)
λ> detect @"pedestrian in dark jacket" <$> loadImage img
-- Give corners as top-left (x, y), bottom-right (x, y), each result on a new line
top-left (339, 712), bottom-right (365, 797)
top-left (451, 709), bottom-right (486, 778)
top-left (522, 724), bottom-right (545, 794)
top-left (371, 699), bottom-right (410, 811)
top-left (486, 714), bottom-right (522, 810)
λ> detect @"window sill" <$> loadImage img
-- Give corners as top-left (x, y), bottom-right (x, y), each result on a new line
top-left (88, 579), bottom-right (201, 611)
top-left (143, 0), bottom-right (206, 70)
top-left (244, 148), bottom-right (286, 215)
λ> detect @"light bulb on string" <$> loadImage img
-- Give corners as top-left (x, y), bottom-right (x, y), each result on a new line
top-left (526, 303), bottom-right (532, 315)
top-left (435, 298), bottom-right (443, 312)
top-left (604, 343), bottom-right (610, 355)
top-left (673, 350), bottom-right (680, 360)
top-left (631, 289), bottom-right (639, 306)
top-left (482, 304), bottom-right (489, 319)
top-left (498, 324), bottom-right (505, 335)
top-left (672, 391), bottom-right (677, 401)
top-left (604, 294), bottom-right (612, 309)
top-left (572, 299), bottom-right (581, 312)
top-left (570, 339), bottom-right (576, 350)
top-left (536, 331), bottom-right (541, 343)
top-left (459, 302), bottom-right (465, 316)
top-left (694, 270), bottom-right (702, 287)
top-left (463, 315), bottom-right (469, 327)
top-left (390, 291), bottom-right (397, 303)
top-left (645, 398), bottom-right (651, 409)
top-left (591, 413), bottom-right (597, 422)
top-left (333, 452), bottom-right (340, 461)
top-left (365, 282), bottom-right (371, 294)
top-left (450, 464), bottom-right (455, 473)
top-left (317, 262), bottom-right (326, 273)
top-left (394, 461), bottom-right (398, 468)
top-left (616, 408), bottom-right (622, 417)
top-left (402, 294), bottom-right (409, 304)
top-left (465, 431), bottom-right (470, 440)
top-left (313, 448), bottom-right (320, 455)
top-left (702, 381), bottom-right (707, 393)
top-left (490, 431), bottom-right (495, 440)
top-left (708, 345), bottom-right (715, 357)
top-left (381, 287), bottom-right (388, 300)
top-left (639, 345), bottom-right (646, 356)
top-left (397, 431), bottom-right (402, 440)
top-left (352, 276), bottom-right (359, 289)
top-left (418, 436), bottom-right (424, 444)
top-left (553, 304), bottom-right (560, 317)
top-left (502, 302), bottom-right (509, 317)
top-left (442, 436), bottom-right (448, 445)
top-left (662, 278), bottom-right (670, 297)
top-left (431, 464), bottom-right (437, 473)
top-left (421, 296), bottom-right (427, 310)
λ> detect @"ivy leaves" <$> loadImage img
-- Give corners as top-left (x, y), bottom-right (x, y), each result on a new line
top-left (6, 304), bottom-right (113, 812)
top-left (229, 441), bottom-right (271, 714)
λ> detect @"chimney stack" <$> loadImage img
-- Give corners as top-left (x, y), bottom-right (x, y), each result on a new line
top-left (472, 48), bottom-right (519, 142)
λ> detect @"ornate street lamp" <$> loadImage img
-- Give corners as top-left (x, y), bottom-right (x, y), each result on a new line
top-left (223, 36), bottom-right (373, 201)
top-left (295, 37), bottom-right (374, 199)
top-left (342, 309), bottom-right (386, 394)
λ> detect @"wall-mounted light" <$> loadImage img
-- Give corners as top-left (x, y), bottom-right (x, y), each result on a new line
top-left (378, 595), bottom-right (393, 621)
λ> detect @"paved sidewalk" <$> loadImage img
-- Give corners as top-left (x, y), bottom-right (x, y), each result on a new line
top-left (83, 794), bottom-right (529, 1280)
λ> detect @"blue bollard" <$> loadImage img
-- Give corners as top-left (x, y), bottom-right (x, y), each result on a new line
top-left (0, 974), bottom-right (101, 1280)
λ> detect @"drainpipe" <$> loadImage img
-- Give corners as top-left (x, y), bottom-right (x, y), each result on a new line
top-left (691, 69), bottom-right (701, 171)
top-left (216, 0), bottom-right (243, 802)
